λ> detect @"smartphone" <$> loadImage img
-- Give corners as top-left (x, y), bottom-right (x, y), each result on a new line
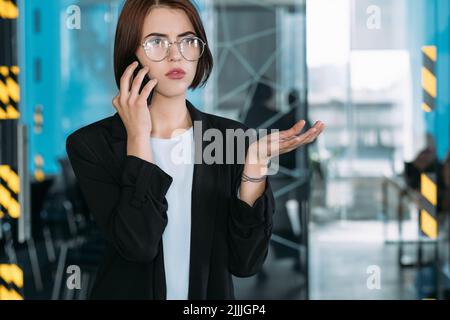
top-left (132, 59), bottom-right (154, 106)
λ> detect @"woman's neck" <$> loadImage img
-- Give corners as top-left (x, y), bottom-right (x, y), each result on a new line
top-left (149, 93), bottom-right (193, 139)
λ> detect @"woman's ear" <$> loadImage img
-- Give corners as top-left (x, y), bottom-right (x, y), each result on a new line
top-left (134, 49), bottom-right (146, 65)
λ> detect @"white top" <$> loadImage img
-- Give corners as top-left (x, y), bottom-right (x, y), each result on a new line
top-left (150, 127), bottom-right (194, 300)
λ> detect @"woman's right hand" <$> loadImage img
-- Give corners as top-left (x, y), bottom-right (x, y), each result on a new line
top-left (112, 61), bottom-right (158, 139)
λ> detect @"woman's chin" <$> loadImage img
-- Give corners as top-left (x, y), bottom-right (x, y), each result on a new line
top-left (156, 85), bottom-right (190, 98)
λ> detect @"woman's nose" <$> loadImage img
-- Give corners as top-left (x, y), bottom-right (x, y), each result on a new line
top-left (167, 43), bottom-right (182, 61)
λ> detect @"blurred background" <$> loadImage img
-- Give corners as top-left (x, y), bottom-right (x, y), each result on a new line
top-left (0, 0), bottom-right (449, 300)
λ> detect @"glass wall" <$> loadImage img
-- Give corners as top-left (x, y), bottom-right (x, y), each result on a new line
top-left (307, 0), bottom-right (450, 299)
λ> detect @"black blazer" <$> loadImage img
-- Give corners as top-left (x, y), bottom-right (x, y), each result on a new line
top-left (65, 99), bottom-right (275, 300)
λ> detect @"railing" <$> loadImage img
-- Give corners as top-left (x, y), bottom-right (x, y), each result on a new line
top-left (381, 175), bottom-right (437, 267)
top-left (381, 175), bottom-right (446, 299)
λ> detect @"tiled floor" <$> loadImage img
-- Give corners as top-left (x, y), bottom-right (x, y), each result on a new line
top-left (234, 246), bottom-right (307, 300)
top-left (309, 220), bottom-right (418, 300)
top-left (234, 220), bottom-right (422, 300)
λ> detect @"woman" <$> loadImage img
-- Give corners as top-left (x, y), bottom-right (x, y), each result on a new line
top-left (66, 0), bottom-right (325, 300)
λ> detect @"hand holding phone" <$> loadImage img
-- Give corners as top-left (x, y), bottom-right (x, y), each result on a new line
top-left (112, 60), bottom-right (158, 139)
top-left (132, 60), bottom-right (155, 106)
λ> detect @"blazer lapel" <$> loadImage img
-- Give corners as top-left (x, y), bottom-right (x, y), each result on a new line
top-left (109, 100), bottom-right (220, 300)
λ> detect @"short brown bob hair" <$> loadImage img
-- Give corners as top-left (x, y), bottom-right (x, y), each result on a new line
top-left (113, 0), bottom-right (213, 90)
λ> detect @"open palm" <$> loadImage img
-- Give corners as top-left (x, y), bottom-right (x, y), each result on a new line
top-left (247, 120), bottom-right (325, 164)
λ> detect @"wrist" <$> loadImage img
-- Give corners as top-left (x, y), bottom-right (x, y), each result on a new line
top-left (244, 158), bottom-right (269, 177)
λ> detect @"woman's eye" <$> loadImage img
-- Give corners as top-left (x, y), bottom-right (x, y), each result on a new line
top-left (183, 38), bottom-right (197, 45)
top-left (149, 38), bottom-right (164, 46)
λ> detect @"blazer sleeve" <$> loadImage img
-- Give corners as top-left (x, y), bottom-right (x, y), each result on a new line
top-left (227, 155), bottom-right (276, 277)
top-left (66, 131), bottom-right (173, 263)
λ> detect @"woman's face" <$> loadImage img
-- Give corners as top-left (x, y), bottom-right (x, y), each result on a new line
top-left (136, 7), bottom-right (199, 99)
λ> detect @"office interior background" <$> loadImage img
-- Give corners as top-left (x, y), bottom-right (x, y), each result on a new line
top-left (0, 0), bottom-right (449, 300)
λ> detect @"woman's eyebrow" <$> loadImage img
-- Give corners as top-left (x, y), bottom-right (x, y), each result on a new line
top-left (144, 31), bottom-right (196, 38)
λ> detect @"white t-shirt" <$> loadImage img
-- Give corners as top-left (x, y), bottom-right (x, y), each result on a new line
top-left (150, 127), bottom-right (194, 300)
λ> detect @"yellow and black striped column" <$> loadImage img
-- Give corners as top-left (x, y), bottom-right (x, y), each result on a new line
top-left (419, 173), bottom-right (438, 239)
top-left (419, 45), bottom-right (438, 240)
top-left (0, 0), bottom-right (20, 221)
top-left (0, 264), bottom-right (23, 300)
top-left (0, 65), bottom-right (20, 119)
top-left (0, 0), bottom-right (18, 19)
top-left (0, 0), bottom-right (25, 300)
top-left (421, 46), bottom-right (437, 112)
top-left (0, 164), bottom-right (20, 219)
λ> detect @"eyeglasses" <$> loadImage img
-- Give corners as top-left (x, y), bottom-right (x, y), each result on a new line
top-left (141, 36), bottom-right (206, 62)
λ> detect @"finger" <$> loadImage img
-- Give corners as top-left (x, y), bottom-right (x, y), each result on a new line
top-left (270, 120), bottom-right (323, 145)
top-left (275, 136), bottom-right (301, 155)
top-left (310, 121), bottom-right (323, 133)
top-left (286, 123), bottom-right (324, 150)
top-left (262, 128), bottom-right (306, 158)
top-left (139, 78), bottom-right (158, 101)
top-left (279, 135), bottom-right (304, 152)
top-left (300, 121), bottom-right (321, 135)
top-left (310, 123), bottom-right (325, 141)
top-left (279, 120), bottom-right (306, 140)
top-left (311, 120), bottom-right (322, 128)
top-left (285, 119), bottom-right (306, 138)
top-left (278, 126), bottom-right (317, 151)
top-left (119, 61), bottom-right (139, 99)
top-left (303, 127), bottom-right (321, 144)
top-left (294, 126), bottom-right (318, 143)
top-left (280, 138), bottom-right (306, 154)
top-left (130, 66), bottom-right (149, 99)
top-left (305, 123), bottom-right (325, 142)
top-left (276, 123), bottom-right (325, 155)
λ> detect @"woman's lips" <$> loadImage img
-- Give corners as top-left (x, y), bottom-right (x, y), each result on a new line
top-left (165, 69), bottom-right (186, 80)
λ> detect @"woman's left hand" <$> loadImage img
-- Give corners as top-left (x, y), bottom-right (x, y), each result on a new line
top-left (246, 120), bottom-right (326, 165)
